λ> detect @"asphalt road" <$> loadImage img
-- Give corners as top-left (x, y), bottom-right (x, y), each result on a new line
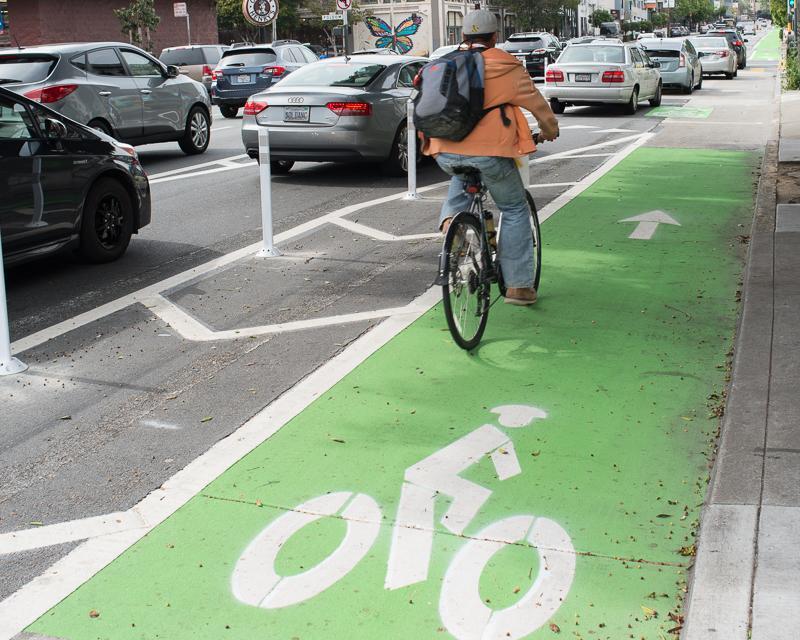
top-left (0, 28), bottom-right (777, 612)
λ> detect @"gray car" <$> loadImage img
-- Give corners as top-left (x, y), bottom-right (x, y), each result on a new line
top-left (0, 42), bottom-right (212, 155)
top-left (159, 44), bottom-right (229, 95)
top-left (639, 38), bottom-right (703, 93)
top-left (241, 54), bottom-right (426, 175)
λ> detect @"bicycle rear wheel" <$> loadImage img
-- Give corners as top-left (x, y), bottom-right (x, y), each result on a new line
top-left (497, 191), bottom-right (542, 296)
top-left (442, 213), bottom-right (490, 350)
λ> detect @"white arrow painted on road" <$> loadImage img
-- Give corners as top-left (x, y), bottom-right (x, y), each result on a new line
top-left (619, 210), bottom-right (681, 240)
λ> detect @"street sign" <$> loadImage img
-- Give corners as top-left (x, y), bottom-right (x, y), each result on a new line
top-left (173, 2), bottom-right (188, 18)
top-left (322, 12), bottom-right (343, 20)
top-left (336, 0), bottom-right (352, 10)
top-left (242, 0), bottom-right (279, 26)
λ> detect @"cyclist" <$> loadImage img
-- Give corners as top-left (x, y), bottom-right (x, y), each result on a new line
top-left (423, 10), bottom-right (559, 306)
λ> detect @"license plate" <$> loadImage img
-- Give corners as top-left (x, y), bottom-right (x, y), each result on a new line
top-left (515, 55), bottom-right (526, 63)
top-left (284, 106), bottom-right (310, 122)
top-left (237, 74), bottom-right (251, 84)
top-left (575, 73), bottom-right (591, 82)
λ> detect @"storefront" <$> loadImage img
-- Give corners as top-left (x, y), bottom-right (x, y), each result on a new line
top-left (0, 0), bottom-right (219, 52)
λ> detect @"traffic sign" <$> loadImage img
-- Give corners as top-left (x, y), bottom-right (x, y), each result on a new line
top-left (322, 12), bottom-right (343, 20)
top-left (242, 0), bottom-right (279, 26)
top-left (173, 2), bottom-right (188, 17)
top-left (336, 0), bottom-right (352, 10)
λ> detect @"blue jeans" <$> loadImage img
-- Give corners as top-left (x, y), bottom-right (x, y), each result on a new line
top-left (435, 153), bottom-right (534, 289)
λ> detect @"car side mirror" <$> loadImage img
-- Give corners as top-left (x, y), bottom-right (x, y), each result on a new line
top-left (652, 61), bottom-right (661, 68)
top-left (43, 117), bottom-right (67, 140)
top-left (166, 64), bottom-right (180, 78)
top-left (744, 38), bottom-right (750, 42)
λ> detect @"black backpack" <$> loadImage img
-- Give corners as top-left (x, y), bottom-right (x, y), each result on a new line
top-left (412, 48), bottom-right (509, 142)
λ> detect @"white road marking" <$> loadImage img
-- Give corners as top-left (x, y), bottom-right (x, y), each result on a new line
top-left (662, 120), bottom-right (765, 125)
top-left (0, 133), bottom-right (652, 639)
top-left (529, 182), bottom-right (578, 188)
top-left (150, 161), bottom-right (256, 185)
top-left (619, 210), bottom-right (681, 240)
top-left (554, 153), bottom-right (616, 160)
top-left (532, 133), bottom-right (645, 164)
top-left (141, 418), bottom-right (182, 430)
top-left (210, 126), bottom-right (231, 132)
top-left (146, 154), bottom-right (249, 180)
top-left (11, 134), bottom-right (645, 357)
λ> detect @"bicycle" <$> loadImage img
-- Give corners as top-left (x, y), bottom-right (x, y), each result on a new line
top-left (437, 139), bottom-right (542, 350)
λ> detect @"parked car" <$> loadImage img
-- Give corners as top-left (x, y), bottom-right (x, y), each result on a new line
top-left (429, 44), bottom-right (459, 59)
top-left (0, 42), bottom-right (212, 155)
top-left (211, 41), bottom-right (318, 118)
top-left (636, 32), bottom-right (657, 40)
top-left (668, 24), bottom-right (690, 37)
top-left (688, 36), bottom-right (738, 78)
top-left (241, 55), bottom-right (427, 175)
top-left (159, 44), bottom-right (228, 95)
top-left (0, 86), bottom-right (150, 266)
top-left (738, 21), bottom-right (756, 35)
top-left (544, 41), bottom-right (662, 114)
top-left (701, 29), bottom-right (747, 68)
top-left (599, 22), bottom-right (621, 37)
top-left (500, 32), bottom-right (563, 79)
top-left (639, 38), bottom-right (702, 93)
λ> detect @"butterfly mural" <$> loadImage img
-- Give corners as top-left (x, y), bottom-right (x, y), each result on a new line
top-left (364, 14), bottom-right (423, 54)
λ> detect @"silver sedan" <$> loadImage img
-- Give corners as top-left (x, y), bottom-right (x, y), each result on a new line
top-left (544, 42), bottom-right (662, 115)
top-left (688, 37), bottom-right (738, 79)
top-left (241, 55), bottom-right (426, 175)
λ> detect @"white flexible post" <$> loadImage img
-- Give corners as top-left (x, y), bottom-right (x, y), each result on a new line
top-left (0, 228), bottom-right (27, 376)
top-left (256, 127), bottom-right (281, 258)
top-left (404, 100), bottom-right (420, 200)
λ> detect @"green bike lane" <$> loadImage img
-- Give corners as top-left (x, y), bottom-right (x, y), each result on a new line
top-left (751, 28), bottom-right (781, 61)
top-left (27, 147), bottom-right (755, 639)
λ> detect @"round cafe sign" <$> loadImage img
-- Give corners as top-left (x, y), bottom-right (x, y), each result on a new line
top-left (242, 0), bottom-right (279, 26)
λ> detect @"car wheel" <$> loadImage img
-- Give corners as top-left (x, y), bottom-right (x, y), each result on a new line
top-left (624, 88), bottom-right (639, 115)
top-left (381, 121), bottom-right (416, 176)
top-left (649, 82), bottom-right (662, 107)
top-left (270, 160), bottom-right (294, 174)
top-left (697, 73), bottom-right (703, 89)
top-left (88, 119), bottom-right (114, 137)
top-left (725, 71), bottom-right (735, 79)
top-left (220, 105), bottom-right (238, 119)
top-left (682, 75), bottom-right (694, 94)
top-left (179, 106), bottom-right (211, 155)
top-left (549, 99), bottom-right (566, 114)
top-left (740, 58), bottom-right (746, 69)
top-left (733, 66), bottom-right (739, 77)
top-left (78, 178), bottom-right (134, 263)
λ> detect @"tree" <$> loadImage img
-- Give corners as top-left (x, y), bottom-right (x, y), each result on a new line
top-left (674, 0), bottom-right (714, 26)
top-left (496, 0), bottom-right (579, 34)
top-left (651, 12), bottom-right (668, 27)
top-left (115, 0), bottom-right (160, 52)
top-left (590, 9), bottom-right (613, 27)
top-left (769, 0), bottom-right (787, 26)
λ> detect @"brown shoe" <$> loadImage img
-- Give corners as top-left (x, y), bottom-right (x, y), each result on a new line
top-left (504, 287), bottom-right (538, 306)
top-left (440, 217), bottom-right (452, 234)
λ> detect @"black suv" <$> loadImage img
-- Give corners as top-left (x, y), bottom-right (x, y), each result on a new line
top-left (211, 40), bottom-right (318, 118)
top-left (702, 29), bottom-right (748, 69)
top-left (501, 32), bottom-right (563, 79)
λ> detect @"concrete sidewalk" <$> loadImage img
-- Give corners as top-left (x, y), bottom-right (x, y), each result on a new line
top-left (682, 87), bottom-right (800, 637)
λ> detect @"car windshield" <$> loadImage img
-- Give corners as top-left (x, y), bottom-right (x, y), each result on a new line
top-left (0, 55), bottom-right (58, 83)
top-left (220, 50), bottom-right (277, 67)
top-left (690, 37), bottom-right (727, 49)
top-left (278, 61), bottom-right (386, 87)
top-left (502, 38), bottom-right (545, 51)
top-left (558, 45), bottom-right (625, 63)
top-left (160, 48), bottom-right (205, 65)
top-left (642, 45), bottom-right (680, 57)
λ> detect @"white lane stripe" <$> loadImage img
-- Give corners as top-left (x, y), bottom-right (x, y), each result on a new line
top-left (0, 134), bottom-right (651, 639)
top-left (532, 133), bottom-right (644, 164)
top-left (149, 161), bottom-right (255, 185)
top-left (546, 153), bottom-right (616, 160)
top-left (661, 120), bottom-right (765, 125)
top-left (146, 154), bottom-right (248, 180)
top-left (210, 126), bottom-right (231, 132)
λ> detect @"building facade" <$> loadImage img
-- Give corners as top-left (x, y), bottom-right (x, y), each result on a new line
top-left (0, 0), bottom-right (219, 53)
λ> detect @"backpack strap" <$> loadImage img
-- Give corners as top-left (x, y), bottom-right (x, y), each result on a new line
top-left (483, 104), bottom-right (512, 127)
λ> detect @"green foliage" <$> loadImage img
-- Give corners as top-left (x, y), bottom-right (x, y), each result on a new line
top-left (674, 0), bottom-right (715, 25)
top-left (785, 43), bottom-right (800, 90)
top-left (651, 12), bottom-right (668, 27)
top-left (590, 9), bottom-right (613, 27)
top-left (115, 0), bottom-right (160, 52)
top-left (770, 0), bottom-right (787, 28)
top-left (496, 0), bottom-right (579, 34)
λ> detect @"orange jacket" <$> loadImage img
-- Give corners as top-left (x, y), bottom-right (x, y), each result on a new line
top-left (423, 47), bottom-right (559, 158)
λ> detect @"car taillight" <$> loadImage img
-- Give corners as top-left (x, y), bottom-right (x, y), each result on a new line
top-left (601, 70), bottom-right (625, 83)
top-left (326, 101), bottom-right (372, 116)
top-left (733, 40), bottom-right (743, 47)
top-left (261, 66), bottom-right (286, 77)
top-left (533, 48), bottom-right (547, 54)
top-left (243, 99), bottom-right (268, 115)
top-left (679, 53), bottom-right (686, 67)
top-left (202, 64), bottom-right (213, 77)
top-left (545, 68), bottom-right (563, 82)
top-left (718, 50), bottom-right (729, 57)
top-left (211, 68), bottom-right (223, 81)
top-left (23, 84), bottom-right (78, 103)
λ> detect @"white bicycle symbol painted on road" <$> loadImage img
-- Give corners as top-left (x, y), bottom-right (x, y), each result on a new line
top-left (232, 405), bottom-right (575, 639)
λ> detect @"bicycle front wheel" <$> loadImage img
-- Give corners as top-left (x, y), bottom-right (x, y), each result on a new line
top-left (442, 213), bottom-right (490, 350)
top-left (497, 191), bottom-right (542, 296)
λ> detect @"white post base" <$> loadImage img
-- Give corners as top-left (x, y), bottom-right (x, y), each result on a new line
top-left (403, 192), bottom-right (421, 201)
top-left (0, 357), bottom-right (28, 376)
top-left (255, 246), bottom-right (282, 258)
